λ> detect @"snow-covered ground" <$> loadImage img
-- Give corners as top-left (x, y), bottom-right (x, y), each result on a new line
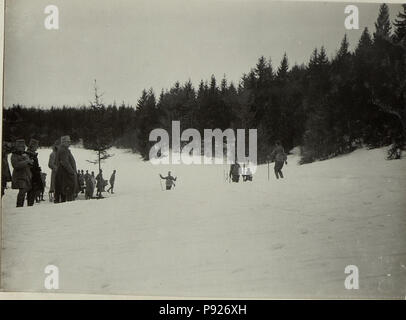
top-left (1, 146), bottom-right (406, 298)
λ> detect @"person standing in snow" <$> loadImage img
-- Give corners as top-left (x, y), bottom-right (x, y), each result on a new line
top-left (54, 135), bottom-right (78, 202)
top-left (84, 171), bottom-right (92, 199)
top-left (80, 170), bottom-right (85, 193)
top-left (36, 172), bottom-right (47, 202)
top-left (25, 139), bottom-right (44, 206)
top-left (10, 139), bottom-right (33, 207)
top-left (229, 162), bottom-right (241, 182)
top-left (243, 167), bottom-right (253, 182)
top-left (77, 169), bottom-right (85, 194)
top-left (95, 169), bottom-right (104, 198)
top-left (84, 170), bottom-right (90, 182)
top-left (2, 141), bottom-right (13, 197)
top-left (160, 171), bottom-right (177, 190)
top-left (48, 140), bottom-right (59, 202)
top-left (89, 171), bottom-right (96, 199)
top-left (107, 170), bottom-right (116, 194)
top-left (269, 140), bottom-right (288, 179)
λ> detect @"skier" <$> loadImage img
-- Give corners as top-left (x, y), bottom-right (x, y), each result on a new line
top-left (269, 140), bottom-right (288, 179)
top-left (159, 171), bottom-right (177, 190)
top-left (107, 170), bottom-right (116, 194)
top-left (229, 162), bottom-right (241, 183)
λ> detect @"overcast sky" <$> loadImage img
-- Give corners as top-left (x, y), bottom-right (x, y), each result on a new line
top-left (4, 0), bottom-right (403, 108)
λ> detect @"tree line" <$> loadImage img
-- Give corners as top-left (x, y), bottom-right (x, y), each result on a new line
top-left (3, 4), bottom-right (406, 164)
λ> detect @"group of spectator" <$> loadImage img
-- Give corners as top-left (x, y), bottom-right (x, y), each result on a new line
top-left (2, 135), bottom-right (116, 207)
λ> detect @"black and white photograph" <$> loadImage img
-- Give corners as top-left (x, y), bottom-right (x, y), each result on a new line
top-left (1, 0), bottom-right (406, 299)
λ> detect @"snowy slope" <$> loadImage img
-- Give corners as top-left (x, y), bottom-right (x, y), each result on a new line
top-left (1, 146), bottom-right (406, 298)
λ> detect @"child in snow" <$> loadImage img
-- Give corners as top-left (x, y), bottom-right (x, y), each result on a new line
top-left (36, 172), bottom-right (47, 202)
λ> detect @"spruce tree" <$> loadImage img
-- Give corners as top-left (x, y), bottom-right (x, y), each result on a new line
top-left (276, 53), bottom-right (289, 80)
top-left (134, 88), bottom-right (159, 159)
top-left (85, 80), bottom-right (114, 171)
top-left (393, 4), bottom-right (406, 44)
top-left (355, 27), bottom-right (373, 55)
top-left (337, 34), bottom-right (350, 59)
top-left (374, 3), bottom-right (392, 39)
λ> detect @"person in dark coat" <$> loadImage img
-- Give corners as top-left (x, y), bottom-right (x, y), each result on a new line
top-left (2, 142), bottom-right (13, 197)
top-left (84, 171), bottom-right (93, 200)
top-left (95, 169), bottom-right (104, 198)
top-left (25, 139), bottom-right (44, 206)
top-left (84, 170), bottom-right (90, 182)
top-left (229, 162), bottom-right (241, 182)
top-left (77, 170), bottom-right (85, 194)
top-left (10, 139), bottom-right (33, 207)
top-left (270, 140), bottom-right (288, 179)
top-left (160, 171), bottom-right (177, 190)
top-left (107, 170), bottom-right (116, 194)
top-left (80, 170), bottom-right (85, 193)
top-left (54, 135), bottom-right (78, 202)
top-left (48, 141), bottom-right (59, 201)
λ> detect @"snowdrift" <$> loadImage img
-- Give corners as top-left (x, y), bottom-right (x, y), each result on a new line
top-left (1, 146), bottom-right (406, 298)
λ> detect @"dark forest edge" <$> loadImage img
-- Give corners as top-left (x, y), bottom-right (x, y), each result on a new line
top-left (3, 4), bottom-right (406, 164)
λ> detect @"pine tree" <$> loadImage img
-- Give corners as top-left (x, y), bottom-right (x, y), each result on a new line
top-left (220, 75), bottom-right (228, 94)
top-left (308, 48), bottom-right (318, 69)
top-left (355, 27), bottom-right (373, 55)
top-left (85, 80), bottom-right (114, 171)
top-left (276, 53), bottom-right (289, 80)
top-left (374, 3), bottom-right (392, 39)
top-left (134, 88), bottom-right (160, 159)
top-left (393, 4), bottom-right (406, 44)
top-left (317, 46), bottom-right (329, 65)
top-left (337, 34), bottom-right (350, 59)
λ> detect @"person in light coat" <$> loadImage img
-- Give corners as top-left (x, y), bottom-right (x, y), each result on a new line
top-left (54, 135), bottom-right (78, 202)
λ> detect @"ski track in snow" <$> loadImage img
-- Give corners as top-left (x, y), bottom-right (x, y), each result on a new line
top-left (1, 147), bottom-right (406, 298)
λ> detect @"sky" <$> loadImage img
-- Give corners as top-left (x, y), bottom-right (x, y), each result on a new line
top-left (4, 0), bottom-right (403, 108)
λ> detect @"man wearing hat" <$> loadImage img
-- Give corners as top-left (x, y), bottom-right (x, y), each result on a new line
top-left (55, 135), bottom-right (78, 202)
top-left (25, 138), bottom-right (44, 206)
top-left (10, 139), bottom-right (33, 207)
